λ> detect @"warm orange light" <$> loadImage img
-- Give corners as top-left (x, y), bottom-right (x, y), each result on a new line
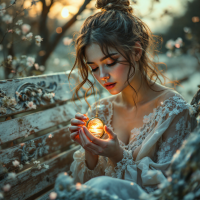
top-left (175, 43), bottom-right (180, 48)
top-left (192, 16), bottom-right (200, 23)
top-left (87, 118), bottom-right (104, 138)
top-left (39, 50), bottom-right (46, 56)
top-left (56, 27), bottom-right (62, 34)
top-left (61, 7), bottom-right (69, 18)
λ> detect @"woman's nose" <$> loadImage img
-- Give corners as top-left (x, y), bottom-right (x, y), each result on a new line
top-left (99, 67), bottom-right (110, 82)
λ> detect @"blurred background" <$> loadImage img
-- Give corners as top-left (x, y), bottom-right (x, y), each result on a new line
top-left (0, 0), bottom-right (199, 102)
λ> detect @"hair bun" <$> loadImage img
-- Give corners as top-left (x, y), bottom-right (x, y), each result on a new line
top-left (96, 0), bottom-right (133, 14)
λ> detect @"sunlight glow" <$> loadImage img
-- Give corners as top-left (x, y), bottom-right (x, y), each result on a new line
top-left (61, 7), bottom-right (69, 18)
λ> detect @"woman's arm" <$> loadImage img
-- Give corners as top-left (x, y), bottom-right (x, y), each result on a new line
top-left (85, 150), bottom-right (99, 170)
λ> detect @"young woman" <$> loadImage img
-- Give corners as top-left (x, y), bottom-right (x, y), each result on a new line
top-left (68, 0), bottom-right (194, 198)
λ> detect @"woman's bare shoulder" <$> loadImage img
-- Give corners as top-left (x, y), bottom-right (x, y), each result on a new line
top-left (156, 86), bottom-right (185, 107)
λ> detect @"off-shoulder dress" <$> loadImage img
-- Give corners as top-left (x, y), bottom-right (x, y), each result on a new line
top-left (70, 91), bottom-right (195, 199)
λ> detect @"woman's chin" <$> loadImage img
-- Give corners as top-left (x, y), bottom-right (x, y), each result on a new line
top-left (107, 89), bottom-right (121, 95)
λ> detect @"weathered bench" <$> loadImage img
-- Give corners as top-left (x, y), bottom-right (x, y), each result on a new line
top-left (0, 71), bottom-right (199, 200)
top-left (0, 71), bottom-right (106, 200)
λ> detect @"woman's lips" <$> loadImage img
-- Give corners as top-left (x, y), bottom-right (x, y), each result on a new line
top-left (104, 83), bottom-right (116, 90)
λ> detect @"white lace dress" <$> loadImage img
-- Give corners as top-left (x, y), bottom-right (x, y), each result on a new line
top-left (70, 92), bottom-right (195, 199)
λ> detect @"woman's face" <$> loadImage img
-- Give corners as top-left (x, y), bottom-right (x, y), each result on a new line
top-left (85, 43), bottom-right (137, 95)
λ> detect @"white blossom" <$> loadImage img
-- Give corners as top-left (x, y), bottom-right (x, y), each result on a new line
top-left (21, 35), bottom-right (27, 41)
top-left (26, 32), bottom-right (33, 41)
top-left (3, 184), bottom-right (11, 192)
top-left (43, 164), bottom-right (49, 169)
top-left (165, 39), bottom-right (175, 50)
top-left (63, 37), bottom-right (73, 46)
top-left (0, 107), bottom-right (7, 114)
top-left (33, 160), bottom-right (40, 164)
top-left (16, 91), bottom-right (20, 97)
top-left (19, 164), bottom-right (23, 170)
top-left (9, 97), bottom-right (17, 106)
top-left (35, 35), bottom-right (43, 46)
top-left (184, 27), bottom-right (191, 33)
top-left (26, 101), bottom-right (36, 109)
top-left (31, 91), bottom-right (36, 96)
top-left (39, 65), bottom-right (45, 71)
top-left (12, 160), bottom-right (20, 167)
top-left (7, 55), bottom-right (12, 64)
top-left (0, 3), bottom-right (6, 17)
top-left (175, 37), bottom-right (183, 48)
top-left (21, 24), bottom-right (31, 34)
top-left (54, 58), bottom-right (60, 65)
top-left (43, 93), bottom-right (55, 100)
top-left (166, 50), bottom-right (173, 58)
top-left (2, 14), bottom-right (13, 24)
top-left (7, 172), bottom-right (16, 179)
top-left (49, 192), bottom-right (57, 200)
top-left (38, 89), bottom-right (42, 94)
top-left (26, 56), bottom-right (35, 67)
top-left (0, 9), bottom-right (6, 17)
top-left (16, 19), bottom-right (23, 26)
top-left (37, 164), bottom-right (42, 169)
top-left (34, 63), bottom-right (39, 70)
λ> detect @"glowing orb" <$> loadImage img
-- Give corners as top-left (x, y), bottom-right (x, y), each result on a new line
top-left (86, 117), bottom-right (104, 138)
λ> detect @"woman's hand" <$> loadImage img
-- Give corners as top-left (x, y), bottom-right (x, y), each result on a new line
top-left (79, 125), bottom-right (124, 163)
top-left (69, 113), bottom-right (89, 145)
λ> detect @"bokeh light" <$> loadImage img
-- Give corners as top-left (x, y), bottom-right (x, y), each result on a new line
top-left (56, 27), bottom-right (62, 34)
top-left (61, 7), bottom-right (69, 18)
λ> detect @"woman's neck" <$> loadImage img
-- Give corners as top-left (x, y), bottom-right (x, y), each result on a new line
top-left (116, 71), bottom-right (155, 109)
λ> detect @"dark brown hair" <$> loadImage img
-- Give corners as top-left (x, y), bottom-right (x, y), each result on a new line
top-left (68, 0), bottom-right (176, 107)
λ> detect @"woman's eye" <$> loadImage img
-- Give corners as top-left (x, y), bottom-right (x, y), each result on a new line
top-left (91, 67), bottom-right (98, 72)
top-left (106, 61), bottom-right (117, 67)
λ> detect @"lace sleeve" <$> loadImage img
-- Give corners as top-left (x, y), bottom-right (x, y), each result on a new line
top-left (157, 95), bottom-right (194, 164)
top-left (156, 108), bottom-right (192, 164)
top-left (70, 147), bottom-right (107, 183)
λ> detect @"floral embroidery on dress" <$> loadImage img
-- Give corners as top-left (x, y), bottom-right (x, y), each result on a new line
top-left (156, 116), bottom-right (191, 164)
top-left (112, 149), bottom-right (135, 179)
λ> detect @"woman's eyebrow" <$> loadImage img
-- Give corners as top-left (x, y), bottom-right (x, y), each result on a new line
top-left (86, 53), bottom-right (118, 64)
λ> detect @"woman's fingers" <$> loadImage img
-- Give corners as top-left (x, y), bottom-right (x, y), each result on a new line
top-left (80, 128), bottom-right (103, 154)
top-left (70, 118), bottom-right (86, 126)
top-left (79, 131), bottom-right (98, 155)
top-left (75, 113), bottom-right (88, 120)
top-left (70, 131), bottom-right (81, 144)
top-left (69, 126), bottom-right (81, 133)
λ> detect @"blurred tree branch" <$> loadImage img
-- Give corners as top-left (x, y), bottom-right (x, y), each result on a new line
top-left (28, 0), bottom-right (92, 75)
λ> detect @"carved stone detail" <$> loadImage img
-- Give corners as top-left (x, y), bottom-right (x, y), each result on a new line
top-left (18, 136), bottom-right (49, 164)
top-left (0, 81), bottom-right (59, 114)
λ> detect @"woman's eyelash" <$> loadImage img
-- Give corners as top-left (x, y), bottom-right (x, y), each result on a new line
top-left (91, 60), bottom-right (117, 72)
top-left (106, 61), bottom-right (117, 66)
top-left (91, 68), bottom-right (98, 72)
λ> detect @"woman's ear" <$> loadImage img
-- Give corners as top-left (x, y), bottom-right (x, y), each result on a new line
top-left (133, 41), bottom-right (143, 62)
